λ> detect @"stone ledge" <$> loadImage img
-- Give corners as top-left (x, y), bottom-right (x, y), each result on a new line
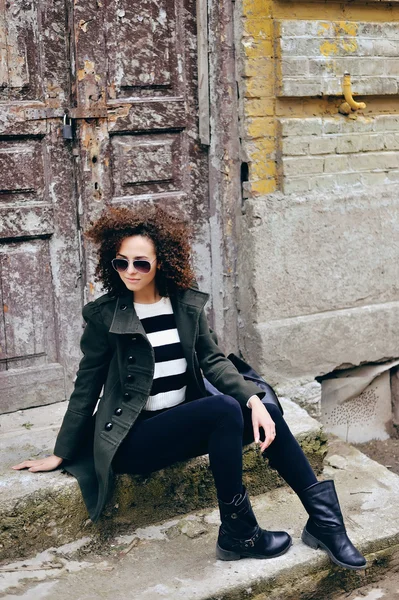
top-left (1, 438), bottom-right (399, 600)
top-left (0, 398), bottom-right (326, 562)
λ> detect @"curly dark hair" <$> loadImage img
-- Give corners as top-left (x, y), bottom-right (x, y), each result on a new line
top-left (86, 205), bottom-right (195, 297)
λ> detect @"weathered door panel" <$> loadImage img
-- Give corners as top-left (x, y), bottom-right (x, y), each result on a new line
top-left (0, 0), bottom-right (211, 414)
top-left (72, 0), bottom-right (211, 301)
top-left (0, 1), bottom-right (82, 413)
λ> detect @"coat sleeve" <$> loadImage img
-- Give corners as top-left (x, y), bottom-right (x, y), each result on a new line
top-left (54, 302), bottom-right (112, 460)
top-left (195, 309), bottom-right (265, 407)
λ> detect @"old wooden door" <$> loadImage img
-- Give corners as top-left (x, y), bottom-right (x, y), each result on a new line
top-left (0, 0), bottom-right (210, 414)
top-left (72, 0), bottom-right (211, 302)
top-left (0, 0), bottom-right (83, 413)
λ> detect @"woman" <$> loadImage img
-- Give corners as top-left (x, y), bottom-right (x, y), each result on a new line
top-left (13, 206), bottom-right (366, 569)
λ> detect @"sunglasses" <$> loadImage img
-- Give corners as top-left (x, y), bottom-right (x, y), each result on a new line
top-left (111, 257), bottom-right (156, 274)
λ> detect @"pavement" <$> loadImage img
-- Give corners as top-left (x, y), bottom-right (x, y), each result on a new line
top-left (1, 437), bottom-right (399, 600)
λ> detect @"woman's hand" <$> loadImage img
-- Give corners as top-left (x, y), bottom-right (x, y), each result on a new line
top-left (248, 396), bottom-right (276, 452)
top-left (11, 454), bottom-right (63, 473)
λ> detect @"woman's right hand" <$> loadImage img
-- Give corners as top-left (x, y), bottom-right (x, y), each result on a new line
top-left (11, 454), bottom-right (63, 472)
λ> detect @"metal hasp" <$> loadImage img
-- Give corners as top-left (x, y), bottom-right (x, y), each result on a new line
top-left (339, 72), bottom-right (367, 115)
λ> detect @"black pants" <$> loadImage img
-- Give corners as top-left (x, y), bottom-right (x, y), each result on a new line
top-left (113, 395), bottom-right (317, 502)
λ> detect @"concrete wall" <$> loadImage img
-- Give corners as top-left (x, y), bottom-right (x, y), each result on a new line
top-left (235, 0), bottom-right (399, 385)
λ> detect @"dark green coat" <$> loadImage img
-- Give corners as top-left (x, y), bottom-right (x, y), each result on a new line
top-left (54, 287), bottom-right (264, 522)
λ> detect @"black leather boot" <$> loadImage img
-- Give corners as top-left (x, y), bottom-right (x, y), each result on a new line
top-left (216, 487), bottom-right (292, 560)
top-left (299, 480), bottom-right (366, 570)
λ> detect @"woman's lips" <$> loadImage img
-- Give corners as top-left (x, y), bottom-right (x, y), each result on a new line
top-left (126, 278), bottom-right (140, 283)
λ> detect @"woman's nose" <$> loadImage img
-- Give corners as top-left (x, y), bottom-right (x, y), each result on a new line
top-left (126, 260), bottom-right (137, 274)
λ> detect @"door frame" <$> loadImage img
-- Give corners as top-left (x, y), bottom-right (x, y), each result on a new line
top-left (207, 0), bottom-right (242, 352)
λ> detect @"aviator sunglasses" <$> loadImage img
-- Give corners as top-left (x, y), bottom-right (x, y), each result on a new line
top-left (111, 257), bottom-right (156, 274)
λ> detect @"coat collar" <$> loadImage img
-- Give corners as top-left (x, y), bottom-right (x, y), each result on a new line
top-left (108, 287), bottom-right (209, 335)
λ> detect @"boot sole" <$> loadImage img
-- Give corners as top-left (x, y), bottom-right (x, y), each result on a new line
top-left (302, 528), bottom-right (366, 571)
top-left (216, 539), bottom-right (292, 561)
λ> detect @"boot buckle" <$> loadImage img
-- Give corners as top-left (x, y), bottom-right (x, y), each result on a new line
top-left (241, 537), bottom-right (256, 549)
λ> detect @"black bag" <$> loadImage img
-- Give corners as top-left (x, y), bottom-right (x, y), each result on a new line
top-left (203, 353), bottom-right (283, 415)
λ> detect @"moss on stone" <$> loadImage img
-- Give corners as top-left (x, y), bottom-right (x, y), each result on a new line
top-left (2, 430), bottom-right (326, 562)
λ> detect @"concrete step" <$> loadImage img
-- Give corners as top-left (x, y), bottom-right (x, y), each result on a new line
top-left (0, 398), bottom-right (326, 562)
top-left (1, 438), bottom-right (398, 600)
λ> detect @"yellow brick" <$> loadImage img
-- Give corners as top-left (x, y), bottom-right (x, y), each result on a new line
top-left (243, 18), bottom-right (273, 39)
top-left (244, 77), bottom-right (274, 98)
top-left (242, 0), bottom-right (273, 18)
top-left (242, 38), bottom-right (273, 59)
top-left (250, 179), bottom-right (277, 195)
top-left (247, 117), bottom-right (275, 138)
top-left (250, 159), bottom-right (276, 180)
top-left (243, 57), bottom-right (274, 78)
top-left (244, 97), bottom-right (275, 117)
top-left (244, 137), bottom-right (276, 161)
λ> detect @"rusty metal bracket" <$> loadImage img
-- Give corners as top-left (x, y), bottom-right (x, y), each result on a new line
top-left (68, 107), bottom-right (108, 119)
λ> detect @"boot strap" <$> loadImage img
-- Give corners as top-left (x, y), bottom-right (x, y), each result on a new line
top-left (236, 526), bottom-right (262, 549)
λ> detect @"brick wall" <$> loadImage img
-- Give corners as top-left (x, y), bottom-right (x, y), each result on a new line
top-left (280, 115), bottom-right (399, 193)
top-left (277, 20), bottom-right (399, 97)
top-left (236, 1), bottom-right (399, 384)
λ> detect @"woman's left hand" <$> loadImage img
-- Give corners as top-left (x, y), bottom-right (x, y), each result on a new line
top-left (248, 396), bottom-right (276, 452)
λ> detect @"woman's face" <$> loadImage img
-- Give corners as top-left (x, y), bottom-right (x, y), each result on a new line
top-left (115, 235), bottom-right (158, 294)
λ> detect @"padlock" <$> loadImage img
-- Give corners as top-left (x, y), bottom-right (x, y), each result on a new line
top-left (62, 114), bottom-right (73, 140)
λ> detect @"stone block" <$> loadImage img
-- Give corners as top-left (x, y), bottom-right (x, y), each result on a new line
top-left (280, 118), bottom-right (322, 137)
top-left (359, 134), bottom-right (385, 152)
top-left (282, 137), bottom-right (309, 156)
top-left (283, 156), bottom-right (324, 177)
top-left (308, 137), bottom-right (337, 155)
top-left (281, 58), bottom-right (309, 77)
top-left (243, 56), bottom-right (274, 78)
top-left (242, 190), bottom-right (399, 323)
top-left (247, 116), bottom-right (275, 138)
top-left (373, 38), bottom-right (399, 57)
top-left (360, 171), bottom-right (392, 188)
top-left (374, 115), bottom-right (399, 132)
top-left (244, 97), bottom-right (275, 117)
top-left (336, 135), bottom-right (364, 154)
top-left (341, 116), bottom-right (374, 134)
top-left (386, 59), bottom-right (399, 75)
top-left (354, 38), bottom-right (375, 57)
top-left (241, 37), bottom-right (273, 59)
top-left (250, 158), bottom-right (276, 180)
top-left (323, 155), bottom-right (350, 173)
top-left (353, 77), bottom-right (398, 96)
top-left (249, 178), bottom-right (277, 195)
top-left (280, 79), bottom-right (322, 97)
top-left (243, 18), bottom-right (273, 39)
top-left (323, 118), bottom-right (342, 135)
top-left (243, 76), bottom-right (274, 98)
top-left (313, 172), bottom-right (362, 191)
top-left (349, 151), bottom-right (398, 172)
top-left (252, 302), bottom-right (399, 383)
top-left (282, 177), bottom-right (310, 194)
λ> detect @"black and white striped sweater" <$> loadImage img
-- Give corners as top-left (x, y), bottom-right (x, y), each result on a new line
top-left (134, 297), bottom-right (187, 411)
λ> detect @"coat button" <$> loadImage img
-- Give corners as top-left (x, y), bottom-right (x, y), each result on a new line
top-left (104, 422), bottom-right (113, 431)
top-left (114, 408), bottom-right (122, 416)
top-left (128, 356), bottom-right (136, 364)
top-left (123, 392), bottom-right (131, 400)
top-left (120, 304), bottom-right (127, 311)
top-left (127, 374), bottom-right (135, 382)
